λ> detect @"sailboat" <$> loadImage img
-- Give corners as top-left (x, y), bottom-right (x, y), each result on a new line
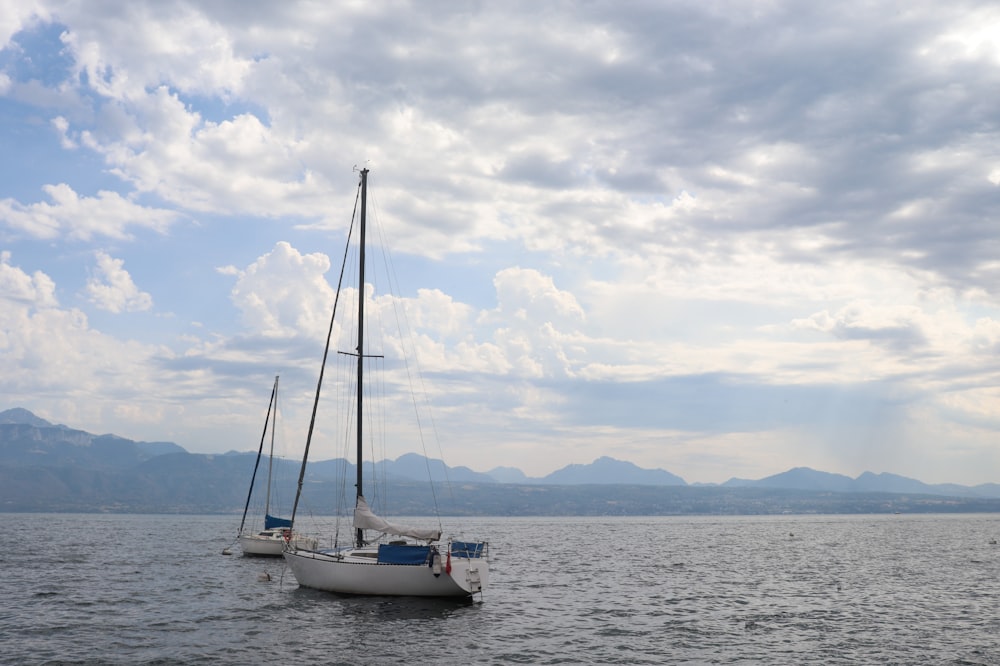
top-left (283, 168), bottom-right (489, 598)
top-left (236, 375), bottom-right (315, 556)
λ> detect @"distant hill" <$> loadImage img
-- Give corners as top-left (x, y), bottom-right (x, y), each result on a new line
top-left (725, 467), bottom-right (855, 492)
top-left (2, 407), bottom-right (1000, 514)
top-left (0, 407), bottom-right (55, 428)
top-left (487, 465), bottom-right (531, 484)
top-left (542, 456), bottom-right (686, 485)
top-left (724, 466), bottom-right (1000, 499)
top-left (389, 452), bottom-right (497, 484)
top-left (0, 411), bottom-right (186, 472)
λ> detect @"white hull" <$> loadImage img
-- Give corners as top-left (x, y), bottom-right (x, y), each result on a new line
top-left (240, 529), bottom-right (317, 557)
top-left (284, 546), bottom-right (488, 598)
top-left (240, 534), bottom-right (285, 556)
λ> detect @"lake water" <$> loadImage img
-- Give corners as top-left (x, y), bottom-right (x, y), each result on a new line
top-left (2, 513), bottom-right (999, 664)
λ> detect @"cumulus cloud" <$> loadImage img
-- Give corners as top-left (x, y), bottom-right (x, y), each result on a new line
top-left (228, 241), bottom-right (335, 338)
top-left (490, 267), bottom-right (584, 325)
top-left (0, 254), bottom-right (151, 398)
top-left (85, 251), bottom-right (152, 313)
top-left (0, 250), bottom-right (58, 307)
top-left (0, 184), bottom-right (179, 240)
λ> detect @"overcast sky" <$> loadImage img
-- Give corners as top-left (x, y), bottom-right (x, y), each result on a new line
top-left (2, 1), bottom-right (1000, 485)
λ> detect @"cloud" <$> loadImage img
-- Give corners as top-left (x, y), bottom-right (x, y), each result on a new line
top-left (28, 1), bottom-right (999, 283)
top-left (490, 267), bottom-right (584, 325)
top-left (0, 3), bottom-right (52, 47)
top-left (0, 254), bottom-right (151, 399)
top-left (3, 2), bottom-right (1000, 484)
top-left (85, 251), bottom-right (152, 313)
top-left (0, 250), bottom-right (58, 307)
top-left (59, 4), bottom-right (256, 100)
top-left (0, 183), bottom-right (179, 240)
top-left (228, 241), bottom-right (335, 338)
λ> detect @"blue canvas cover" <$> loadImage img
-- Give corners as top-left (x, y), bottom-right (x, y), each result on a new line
top-left (265, 514), bottom-right (292, 529)
top-left (377, 544), bottom-right (431, 565)
top-left (451, 541), bottom-right (484, 558)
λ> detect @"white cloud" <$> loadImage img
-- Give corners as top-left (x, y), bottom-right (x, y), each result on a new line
top-left (489, 267), bottom-right (584, 325)
top-left (229, 241), bottom-right (335, 338)
top-left (0, 184), bottom-right (179, 240)
top-left (0, 254), bottom-right (151, 398)
top-left (919, 7), bottom-right (1000, 66)
top-left (60, 4), bottom-right (255, 100)
top-left (51, 116), bottom-right (76, 149)
top-left (85, 251), bottom-right (152, 313)
top-left (0, 1), bottom-right (51, 47)
top-left (0, 250), bottom-right (58, 307)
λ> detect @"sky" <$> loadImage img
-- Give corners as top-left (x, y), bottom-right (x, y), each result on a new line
top-left (2, 1), bottom-right (1000, 485)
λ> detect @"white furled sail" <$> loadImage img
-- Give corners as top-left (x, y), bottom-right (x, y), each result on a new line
top-left (353, 496), bottom-right (442, 541)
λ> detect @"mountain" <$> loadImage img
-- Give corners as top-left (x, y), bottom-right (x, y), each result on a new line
top-left (0, 407), bottom-right (55, 427)
top-left (0, 409), bottom-right (186, 471)
top-left (725, 467), bottom-right (855, 492)
top-left (853, 471), bottom-right (932, 494)
top-left (389, 452), bottom-right (497, 484)
top-left (487, 465), bottom-right (531, 484)
top-left (542, 456), bottom-right (687, 485)
top-left (3, 407), bottom-right (1000, 514)
top-left (722, 466), bottom-right (1000, 499)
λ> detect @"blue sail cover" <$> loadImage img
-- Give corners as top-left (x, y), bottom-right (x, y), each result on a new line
top-left (451, 541), bottom-right (485, 558)
top-left (265, 514), bottom-right (292, 529)
top-left (377, 544), bottom-right (431, 565)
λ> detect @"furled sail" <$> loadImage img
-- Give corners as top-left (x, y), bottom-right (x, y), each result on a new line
top-left (353, 496), bottom-right (442, 541)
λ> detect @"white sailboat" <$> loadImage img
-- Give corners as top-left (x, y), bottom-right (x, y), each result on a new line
top-left (236, 376), bottom-right (315, 556)
top-left (283, 168), bottom-right (489, 598)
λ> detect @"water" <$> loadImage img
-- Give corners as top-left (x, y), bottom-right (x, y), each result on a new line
top-left (2, 513), bottom-right (999, 664)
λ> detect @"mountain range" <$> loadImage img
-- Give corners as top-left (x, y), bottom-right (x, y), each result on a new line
top-left (2, 407), bottom-right (999, 514)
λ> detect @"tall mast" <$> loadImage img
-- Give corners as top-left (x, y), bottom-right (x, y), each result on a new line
top-left (355, 168), bottom-right (368, 548)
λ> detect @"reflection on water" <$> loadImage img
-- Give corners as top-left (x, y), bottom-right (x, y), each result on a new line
top-left (290, 585), bottom-right (477, 620)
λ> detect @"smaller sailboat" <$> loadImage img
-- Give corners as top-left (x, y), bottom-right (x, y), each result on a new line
top-left (236, 376), bottom-right (315, 556)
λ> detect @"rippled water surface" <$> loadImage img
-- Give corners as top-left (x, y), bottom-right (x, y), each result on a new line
top-left (2, 513), bottom-right (999, 664)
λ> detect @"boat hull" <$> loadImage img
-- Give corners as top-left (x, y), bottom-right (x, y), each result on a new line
top-left (240, 529), bottom-right (317, 557)
top-left (240, 534), bottom-right (285, 556)
top-left (283, 547), bottom-right (489, 597)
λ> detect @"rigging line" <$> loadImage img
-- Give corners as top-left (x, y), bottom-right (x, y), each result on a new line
top-left (332, 361), bottom-right (350, 529)
top-left (369, 189), bottom-right (448, 525)
top-left (364, 354), bottom-right (381, 510)
top-left (365, 188), bottom-right (431, 520)
top-left (360, 189), bottom-right (392, 518)
top-left (361, 190), bottom-right (390, 515)
top-left (263, 375), bottom-right (278, 519)
top-left (289, 175), bottom-right (361, 530)
top-left (239, 376), bottom-right (278, 537)
top-left (271, 385), bottom-right (291, 515)
top-left (333, 244), bottom-right (360, 525)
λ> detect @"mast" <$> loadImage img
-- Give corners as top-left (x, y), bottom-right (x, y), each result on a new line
top-left (263, 375), bottom-right (278, 519)
top-left (238, 375), bottom-right (278, 537)
top-left (355, 168), bottom-right (368, 548)
top-left (289, 176), bottom-right (362, 533)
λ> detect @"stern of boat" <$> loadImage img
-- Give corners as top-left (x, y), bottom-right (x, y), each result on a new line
top-left (448, 540), bottom-right (489, 596)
